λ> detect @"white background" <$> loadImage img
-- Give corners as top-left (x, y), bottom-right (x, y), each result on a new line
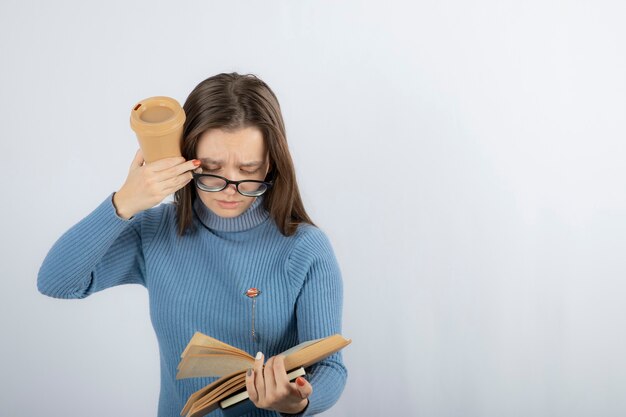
top-left (1, 1), bottom-right (625, 416)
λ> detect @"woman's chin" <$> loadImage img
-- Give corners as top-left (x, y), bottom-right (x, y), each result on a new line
top-left (209, 202), bottom-right (250, 218)
top-left (214, 209), bottom-right (243, 218)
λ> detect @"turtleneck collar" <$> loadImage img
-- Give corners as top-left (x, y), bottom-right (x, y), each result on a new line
top-left (192, 195), bottom-right (270, 232)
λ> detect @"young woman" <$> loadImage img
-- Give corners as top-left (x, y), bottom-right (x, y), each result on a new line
top-left (38, 73), bottom-right (347, 417)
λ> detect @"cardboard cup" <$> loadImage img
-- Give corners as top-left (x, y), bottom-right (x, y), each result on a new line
top-left (130, 96), bottom-right (186, 163)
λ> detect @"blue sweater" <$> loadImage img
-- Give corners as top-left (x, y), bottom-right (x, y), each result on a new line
top-left (37, 193), bottom-right (346, 417)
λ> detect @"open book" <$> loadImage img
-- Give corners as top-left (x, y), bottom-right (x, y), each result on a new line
top-left (176, 332), bottom-right (351, 417)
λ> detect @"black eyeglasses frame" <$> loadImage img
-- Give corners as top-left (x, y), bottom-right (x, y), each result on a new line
top-left (191, 172), bottom-right (274, 197)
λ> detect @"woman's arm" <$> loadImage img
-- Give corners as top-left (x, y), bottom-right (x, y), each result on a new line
top-left (37, 192), bottom-right (156, 299)
top-left (38, 152), bottom-right (196, 299)
top-left (245, 225), bottom-right (347, 416)
top-left (292, 228), bottom-right (348, 415)
top-left (286, 226), bottom-right (348, 416)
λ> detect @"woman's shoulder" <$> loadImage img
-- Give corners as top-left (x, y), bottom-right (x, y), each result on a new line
top-left (292, 222), bottom-right (326, 241)
top-left (289, 222), bottom-right (336, 258)
top-left (131, 200), bottom-right (177, 238)
top-left (286, 222), bottom-right (341, 282)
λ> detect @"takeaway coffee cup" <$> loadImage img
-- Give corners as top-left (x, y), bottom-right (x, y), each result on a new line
top-left (130, 96), bottom-right (186, 163)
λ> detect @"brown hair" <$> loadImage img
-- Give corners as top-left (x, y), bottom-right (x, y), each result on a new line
top-left (174, 72), bottom-right (314, 237)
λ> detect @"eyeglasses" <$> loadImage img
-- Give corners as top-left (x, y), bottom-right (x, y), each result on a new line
top-left (192, 173), bottom-right (273, 197)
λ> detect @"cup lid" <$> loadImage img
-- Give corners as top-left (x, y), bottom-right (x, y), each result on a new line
top-left (130, 96), bottom-right (186, 136)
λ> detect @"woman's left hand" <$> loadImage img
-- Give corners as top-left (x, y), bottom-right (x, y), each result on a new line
top-left (245, 353), bottom-right (312, 414)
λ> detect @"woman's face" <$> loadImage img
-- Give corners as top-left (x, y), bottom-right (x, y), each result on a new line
top-left (195, 126), bottom-right (270, 218)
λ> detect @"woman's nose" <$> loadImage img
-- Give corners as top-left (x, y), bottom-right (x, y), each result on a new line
top-left (223, 183), bottom-right (237, 196)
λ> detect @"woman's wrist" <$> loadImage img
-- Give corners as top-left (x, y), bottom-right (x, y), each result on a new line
top-left (278, 398), bottom-right (309, 415)
top-left (112, 191), bottom-right (135, 220)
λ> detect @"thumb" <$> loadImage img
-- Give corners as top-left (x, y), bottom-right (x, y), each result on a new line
top-left (293, 376), bottom-right (312, 400)
top-left (130, 149), bottom-right (145, 170)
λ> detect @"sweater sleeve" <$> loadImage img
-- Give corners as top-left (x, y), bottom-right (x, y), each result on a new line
top-left (285, 226), bottom-right (347, 416)
top-left (37, 192), bottom-right (157, 299)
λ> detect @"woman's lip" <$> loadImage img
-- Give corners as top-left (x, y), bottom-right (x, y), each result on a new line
top-left (216, 200), bottom-right (242, 208)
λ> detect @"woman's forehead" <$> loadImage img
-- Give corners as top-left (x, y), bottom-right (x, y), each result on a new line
top-left (198, 156), bottom-right (265, 166)
top-left (197, 126), bottom-right (266, 160)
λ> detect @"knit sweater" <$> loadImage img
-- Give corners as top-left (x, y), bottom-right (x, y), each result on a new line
top-left (37, 193), bottom-right (346, 417)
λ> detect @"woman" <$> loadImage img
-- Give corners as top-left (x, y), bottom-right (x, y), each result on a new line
top-left (38, 73), bottom-right (347, 417)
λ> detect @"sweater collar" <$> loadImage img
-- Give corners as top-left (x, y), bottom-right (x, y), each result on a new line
top-left (192, 195), bottom-right (269, 232)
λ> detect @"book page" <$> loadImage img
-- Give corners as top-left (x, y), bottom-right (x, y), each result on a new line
top-left (181, 369), bottom-right (242, 416)
top-left (188, 374), bottom-right (247, 417)
top-left (181, 332), bottom-right (250, 358)
top-left (283, 334), bottom-right (351, 372)
top-left (278, 338), bottom-right (323, 357)
top-left (176, 354), bottom-right (254, 379)
top-left (178, 346), bottom-right (252, 370)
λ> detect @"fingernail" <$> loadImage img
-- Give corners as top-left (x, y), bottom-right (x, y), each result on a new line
top-left (193, 160), bottom-right (201, 166)
top-left (256, 352), bottom-right (263, 360)
top-left (296, 377), bottom-right (306, 387)
top-left (247, 368), bottom-right (253, 377)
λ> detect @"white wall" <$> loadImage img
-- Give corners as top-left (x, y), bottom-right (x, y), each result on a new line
top-left (1, 1), bottom-right (625, 416)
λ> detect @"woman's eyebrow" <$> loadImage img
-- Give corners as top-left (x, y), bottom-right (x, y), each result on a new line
top-left (240, 161), bottom-right (264, 167)
top-left (199, 158), bottom-right (223, 165)
top-left (198, 158), bottom-right (264, 167)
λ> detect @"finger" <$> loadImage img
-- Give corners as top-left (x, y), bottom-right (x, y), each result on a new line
top-left (264, 356), bottom-right (277, 393)
top-left (253, 352), bottom-right (265, 404)
top-left (293, 376), bottom-right (312, 400)
top-left (145, 156), bottom-right (186, 172)
top-left (172, 158), bottom-right (201, 176)
top-left (129, 149), bottom-right (145, 170)
top-left (161, 171), bottom-right (193, 194)
top-left (271, 355), bottom-right (289, 388)
top-left (245, 368), bottom-right (258, 404)
top-left (154, 159), bottom-right (200, 183)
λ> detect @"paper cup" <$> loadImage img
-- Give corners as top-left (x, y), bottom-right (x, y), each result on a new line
top-left (130, 96), bottom-right (186, 163)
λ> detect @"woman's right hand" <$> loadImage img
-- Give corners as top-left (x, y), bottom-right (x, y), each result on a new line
top-left (112, 149), bottom-right (201, 220)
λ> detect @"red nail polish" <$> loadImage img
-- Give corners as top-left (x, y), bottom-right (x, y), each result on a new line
top-left (296, 377), bottom-right (306, 387)
top-left (193, 160), bottom-right (201, 166)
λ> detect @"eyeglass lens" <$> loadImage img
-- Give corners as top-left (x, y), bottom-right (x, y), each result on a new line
top-left (196, 176), bottom-right (268, 196)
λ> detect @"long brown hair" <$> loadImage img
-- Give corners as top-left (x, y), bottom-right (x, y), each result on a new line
top-left (174, 72), bottom-right (314, 237)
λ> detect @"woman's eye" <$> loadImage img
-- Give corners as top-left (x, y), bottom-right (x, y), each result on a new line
top-left (203, 167), bottom-right (220, 173)
top-left (241, 169), bottom-right (259, 175)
